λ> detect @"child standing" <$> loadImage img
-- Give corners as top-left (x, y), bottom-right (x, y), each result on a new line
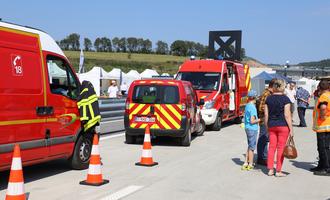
top-left (242, 90), bottom-right (260, 170)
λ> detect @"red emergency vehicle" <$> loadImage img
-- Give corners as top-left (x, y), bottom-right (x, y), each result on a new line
top-left (0, 21), bottom-right (92, 171)
top-left (176, 31), bottom-right (251, 130)
top-left (124, 79), bottom-right (205, 146)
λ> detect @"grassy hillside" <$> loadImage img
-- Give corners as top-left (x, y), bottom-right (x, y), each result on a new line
top-left (298, 59), bottom-right (330, 68)
top-left (64, 51), bottom-right (186, 74)
top-left (64, 51), bottom-right (268, 74)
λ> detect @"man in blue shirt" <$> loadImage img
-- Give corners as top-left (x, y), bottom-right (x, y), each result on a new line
top-left (296, 87), bottom-right (310, 127)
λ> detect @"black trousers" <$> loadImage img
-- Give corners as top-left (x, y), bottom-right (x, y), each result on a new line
top-left (317, 132), bottom-right (330, 169)
top-left (297, 107), bottom-right (307, 127)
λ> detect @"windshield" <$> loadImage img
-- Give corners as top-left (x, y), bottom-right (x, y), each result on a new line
top-left (132, 85), bottom-right (179, 104)
top-left (176, 72), bottom-right (220, 90)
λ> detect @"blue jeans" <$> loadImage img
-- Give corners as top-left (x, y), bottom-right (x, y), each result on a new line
top-left (257, 124), bottom-right (269, 160)
top-left (245, 129), bottom-right (258, 151)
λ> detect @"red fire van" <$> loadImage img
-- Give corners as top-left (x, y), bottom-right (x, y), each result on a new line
top-left (124, 79), bottom-right (205, 146)
top-left (0, 21), bottom-right (92, 171)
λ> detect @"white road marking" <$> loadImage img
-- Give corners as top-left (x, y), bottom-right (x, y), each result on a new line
top-left (100, 132), bottom-right (125, 141)
top-left (100, 185), bottom-right (143, 200)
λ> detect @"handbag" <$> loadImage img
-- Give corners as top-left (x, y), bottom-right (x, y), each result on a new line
top-left (283, 136), bottom-right (298, 159)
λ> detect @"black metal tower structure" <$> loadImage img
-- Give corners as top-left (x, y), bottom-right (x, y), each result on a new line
top-left (208, 30), bottom-right (242, 61)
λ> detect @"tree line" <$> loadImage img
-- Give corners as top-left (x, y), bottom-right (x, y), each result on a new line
top-left (58, 33), bottom-right (246, 58)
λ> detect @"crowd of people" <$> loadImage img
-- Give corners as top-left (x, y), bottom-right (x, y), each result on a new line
top-left (242, 78), bottom-right (330, 177)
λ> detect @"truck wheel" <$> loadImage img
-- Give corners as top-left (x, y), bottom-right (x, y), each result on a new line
top-left (195, 119), bottom-right (206, 136)
top-left (211, 112), bottom-right (222, 131)
top-left (181, 125), bottom-right (191, 146)
top-left (70, 134), bottom-right (93, 170)
top-left (125, 133), bottom-right (136, 144)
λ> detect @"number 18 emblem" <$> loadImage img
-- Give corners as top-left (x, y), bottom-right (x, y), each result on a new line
top-left (11, 54), bottom-right (23, 76)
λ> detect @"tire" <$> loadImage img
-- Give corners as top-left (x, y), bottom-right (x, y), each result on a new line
top-left (70, 134), bottom-right (93, 170)
top-left (195, 119), bottom-right (206, 136)
top-left (211, 112), bottom-right (222, 131)
top-left (181, 124), bottom-right (191, 146)
top-left (125, 133), bottom-right (136, 144)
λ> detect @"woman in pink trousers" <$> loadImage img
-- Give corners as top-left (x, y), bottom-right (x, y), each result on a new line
top-left (264, 79), bottom-right (293, 177)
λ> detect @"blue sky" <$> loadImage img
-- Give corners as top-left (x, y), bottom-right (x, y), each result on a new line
top-left (1, 0), bottom-right (330, 64)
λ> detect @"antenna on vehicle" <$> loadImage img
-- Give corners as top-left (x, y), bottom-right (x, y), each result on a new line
top-left (208, 30), bottom-right (242, 61)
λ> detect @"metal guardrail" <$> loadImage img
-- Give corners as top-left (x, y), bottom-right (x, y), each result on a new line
top-left (99, 98), bottom-right (126, 122)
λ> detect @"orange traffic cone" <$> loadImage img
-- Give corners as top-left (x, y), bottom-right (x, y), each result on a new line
top-left (5, 144), bottom-right (26, 200)
top-left (135, 125), bottom-right (158, 167)
top-left (80, 134), bottom-right (109, 186)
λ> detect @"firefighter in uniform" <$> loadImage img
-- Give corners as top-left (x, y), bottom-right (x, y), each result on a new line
top-left (312, 80), bottom-right (330, 176)
top-left (77, 81), bottom-right (101, 134)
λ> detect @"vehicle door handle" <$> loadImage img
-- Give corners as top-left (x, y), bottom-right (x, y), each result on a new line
top-left (150, 106), bottom-right (155, 114)
top-left (36, 106), bottom-right (54, 116)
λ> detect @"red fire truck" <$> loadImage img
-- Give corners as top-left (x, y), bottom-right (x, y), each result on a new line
top-left (176, 31), bottom-right (251, 130)
top-left (0, 21), bottom-right (92, 171)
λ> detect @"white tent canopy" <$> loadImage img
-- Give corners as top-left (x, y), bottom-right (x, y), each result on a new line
top-left (78, 67), bottom-right (102, 96)
top-left (140, 69), bottom-right (159, 78)
top-left (296, 77), bottom-right (319, 95)
top-left (161, 73), bottom-right (170, 76)
top-left (126, 70), bottom-right (141, 79)
top-left (108, 68), bottom-right (126, 79)
top-left (78, 66), bottom-right (120, 96)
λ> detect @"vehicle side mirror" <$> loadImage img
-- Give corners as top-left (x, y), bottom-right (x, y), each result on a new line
top-left (198, 99), bottom-right (205, 106)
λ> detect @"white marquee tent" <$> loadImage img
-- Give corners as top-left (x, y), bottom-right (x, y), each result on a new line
top-left (78, 66), bottom-right (119, 96)
top-left (140, 69), bottom-right (159, 79)
top-left (125, 70), bottom-right (141, 86)
top-left (78, 67), bottom-right (102, 96)
top-left (126, 70), bottom-right (141, 79)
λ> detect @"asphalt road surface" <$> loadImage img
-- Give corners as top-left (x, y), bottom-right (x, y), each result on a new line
top-left (1, 110), bottom-right (330, 200)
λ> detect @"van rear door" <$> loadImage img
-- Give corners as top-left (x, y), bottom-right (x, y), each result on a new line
top-left (0, 28), bottom-right (48, 167)
top-left (158, 84), bottom-right (182, 130)
top-left (130, 85), bottom-right (160, 129)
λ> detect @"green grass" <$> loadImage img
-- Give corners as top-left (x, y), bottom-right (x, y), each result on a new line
top-left (64, 51), bottom-right (188, 74)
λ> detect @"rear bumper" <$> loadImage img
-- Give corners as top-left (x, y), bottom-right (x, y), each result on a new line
top-left (124, 115), bottom-right (188, 137)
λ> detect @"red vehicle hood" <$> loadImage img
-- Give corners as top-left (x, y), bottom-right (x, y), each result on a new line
top-left (195, 90), bottom-right (218, 102)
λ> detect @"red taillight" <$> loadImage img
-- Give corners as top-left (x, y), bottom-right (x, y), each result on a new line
top-left (181, 99), bottom-right (187, 115)
top-left (125, 99), bottom-right (130, 114)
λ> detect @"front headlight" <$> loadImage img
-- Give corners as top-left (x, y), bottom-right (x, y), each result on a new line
top-left (204, 100), bottom-right (215, 109)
